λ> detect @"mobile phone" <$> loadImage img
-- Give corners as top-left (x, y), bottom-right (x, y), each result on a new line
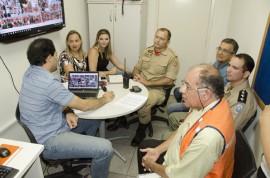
top-left (130, 86), bottom-right (141, 92)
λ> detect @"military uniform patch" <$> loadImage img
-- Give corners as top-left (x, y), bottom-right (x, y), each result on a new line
top-left (237, 89), bottom-right (248, 103)
top-left (234, 104), bottom-right (243, 115)
top-left (172, 61), bottom-right (177, 67)
top-left (145, 50), bottom-right (153, 57)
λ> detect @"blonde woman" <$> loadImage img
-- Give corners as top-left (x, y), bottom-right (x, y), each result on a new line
top-left (59, 30), bottom-right (88, 82)
top-left (88, 29), bottom-right (130, 77)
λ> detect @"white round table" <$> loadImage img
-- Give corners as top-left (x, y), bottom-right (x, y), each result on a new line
top-left (64, 79), bottom-right (148, 137)
top-left (63, 79), bottom-right (148, 162)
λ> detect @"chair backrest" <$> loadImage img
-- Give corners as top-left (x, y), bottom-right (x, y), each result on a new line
top-left (160, 84), bottom-right (175, 107)
top-left (15, 103), bottom-right (91, 174)
top-left (242, 110), bottom-right (257, 132)
top-left (152, 84), bottom-right (175, 114)
top-left (15, 103), bottom-right (53, 165)
top-left (232, 130), bottom-right (257, 178)
top-left (15, 104), bottom-right (38, 144)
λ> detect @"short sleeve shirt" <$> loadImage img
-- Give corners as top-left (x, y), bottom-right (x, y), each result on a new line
top-left (19, 65), bottom-right (74, 144)
top-left (224, 80), bottom-right (257, 130)
top-left (59, 50), bottom-right (87, 83)
top-left (134, 46), bottom-right (179, 91)
top-left (213, 61), bottom-right (228, 85)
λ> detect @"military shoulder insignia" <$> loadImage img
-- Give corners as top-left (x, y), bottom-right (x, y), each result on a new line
top-left (237, 89), bottom-right (248, 103)
top-left (234, 104), bottom-right (243, 115)
top-left (145, 50), bottom-right (153, 57)
top-left (168, 48), bottom-right (177, 57)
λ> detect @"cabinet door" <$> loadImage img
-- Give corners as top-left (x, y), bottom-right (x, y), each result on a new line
top-left (113, 4), bottom-right (141, 69)
top-left (88, 3), bottom-right (114, 47)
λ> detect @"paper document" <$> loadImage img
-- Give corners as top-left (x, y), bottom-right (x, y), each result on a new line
top-left (137, 173), bottom-right (162, 178)
top-left (114, 93), bottom-right (147, 110)
top-left (108, 74), bottom-right (123, 84)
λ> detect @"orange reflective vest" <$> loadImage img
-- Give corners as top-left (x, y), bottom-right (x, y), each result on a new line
top-left (180, 99), bottom-right (235, 178)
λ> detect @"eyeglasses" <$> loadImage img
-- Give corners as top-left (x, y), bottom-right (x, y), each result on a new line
top-left (181, 80), bottom-right (208, 92)
top-left (216, 47), bottom-right (233, 55)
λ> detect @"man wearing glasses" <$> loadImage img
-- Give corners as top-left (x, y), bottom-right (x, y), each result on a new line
top-left (137, 64), bottom-right (235, 178)
top-left (168, 53), bottom-right (256, 131)
top-left (171, 38), bottom-right (238, 103)
top-left (167, 38), bottom-right (238, 128)
top-left (214, 38), bottom-right (239, 84)
top-left (174, 38), bottom-right (238, 103)
top-left (167, 38), bottom-right (239, 115)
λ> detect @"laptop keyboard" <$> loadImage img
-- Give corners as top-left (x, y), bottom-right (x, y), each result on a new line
top-left (74, 92), bottom-right (97, 99)
top-left (0, 165), bottom-right (19, 178)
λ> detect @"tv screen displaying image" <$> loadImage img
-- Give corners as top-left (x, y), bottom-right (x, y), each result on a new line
top-left (0, 0), bottom-right (65, 43)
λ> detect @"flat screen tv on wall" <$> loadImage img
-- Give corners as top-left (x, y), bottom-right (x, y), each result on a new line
top-left (0, 0), bottom-right (65, 43)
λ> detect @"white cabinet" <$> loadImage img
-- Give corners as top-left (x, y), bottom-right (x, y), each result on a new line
top-left (87, 0), bottom-right (148, 69)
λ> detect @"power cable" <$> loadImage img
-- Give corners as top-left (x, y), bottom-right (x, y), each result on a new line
top-left (0, 56), bottom-right (20, 94)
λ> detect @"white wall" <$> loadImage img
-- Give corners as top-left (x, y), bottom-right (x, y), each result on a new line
top-left (205, 0), bottom-right (233, 62)
top-left (145, 0), bottom-right (159, 46)
top-left (227, 0), bottom-right (270, 82)
top-left (0, 0), bottom-right (89, 139)
top-left (226, 0), bottom-right (270, 169)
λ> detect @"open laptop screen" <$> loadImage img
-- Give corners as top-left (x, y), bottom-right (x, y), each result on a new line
top-left (68, 72), bottom-right (99, 90)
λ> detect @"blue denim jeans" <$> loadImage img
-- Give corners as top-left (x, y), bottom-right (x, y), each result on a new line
top-left (167, 102), bottom-right (189, 115)
top-left (167, 87), bottom-right (189, 114)
top-left (173, 87), bottom-right (182, 102)
top-left (43, 118), bottom-right (113, 178)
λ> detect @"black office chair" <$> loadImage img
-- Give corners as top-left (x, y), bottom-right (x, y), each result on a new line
top-left (257, 165), bottom-right (267, 178)
top-left (15, 104), bottom-right (89, 178)
top-left (127, 84), bottom-right (174, 137)
top-left (232, 130), bottom-right (257, 178)
top-left (242, 110), bottom-right (257, 132)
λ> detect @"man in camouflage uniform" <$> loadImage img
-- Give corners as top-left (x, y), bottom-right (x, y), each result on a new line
top-left (131, 28), bottom-right (179, 146)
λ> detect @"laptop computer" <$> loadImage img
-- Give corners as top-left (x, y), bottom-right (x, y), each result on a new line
top-left (68, 71), bottom-right (99, 98)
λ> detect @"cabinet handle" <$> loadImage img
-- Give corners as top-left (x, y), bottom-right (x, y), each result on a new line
top-left (110, 10), bottom-right (112, 22)
top-left (114, 7), bottom-right (117, 21)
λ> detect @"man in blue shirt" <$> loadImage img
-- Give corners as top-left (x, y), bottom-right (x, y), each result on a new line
top-left (167, 38), bottom-right (238, 115)
top-left (213, 38), bottom-right (239, 85)
top-left (19, 38), bottom-right (115, 178)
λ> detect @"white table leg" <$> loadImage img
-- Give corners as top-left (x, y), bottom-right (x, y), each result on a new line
top-left (99, 120), bottom-right (106, 138)
top-left (100, 120), bottom-right (130, 163)
top-left (113, 149), bottom-right (127, 163)
top-left (108, 136), bottom-right (130, 141)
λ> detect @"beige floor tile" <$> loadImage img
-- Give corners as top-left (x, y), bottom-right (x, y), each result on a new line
top-left (127, 147), bottom-right (138, 177)
top-left (109, 143), bottom-right (136, 174)
top-left (108, 172), bottom-right (129, 178)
